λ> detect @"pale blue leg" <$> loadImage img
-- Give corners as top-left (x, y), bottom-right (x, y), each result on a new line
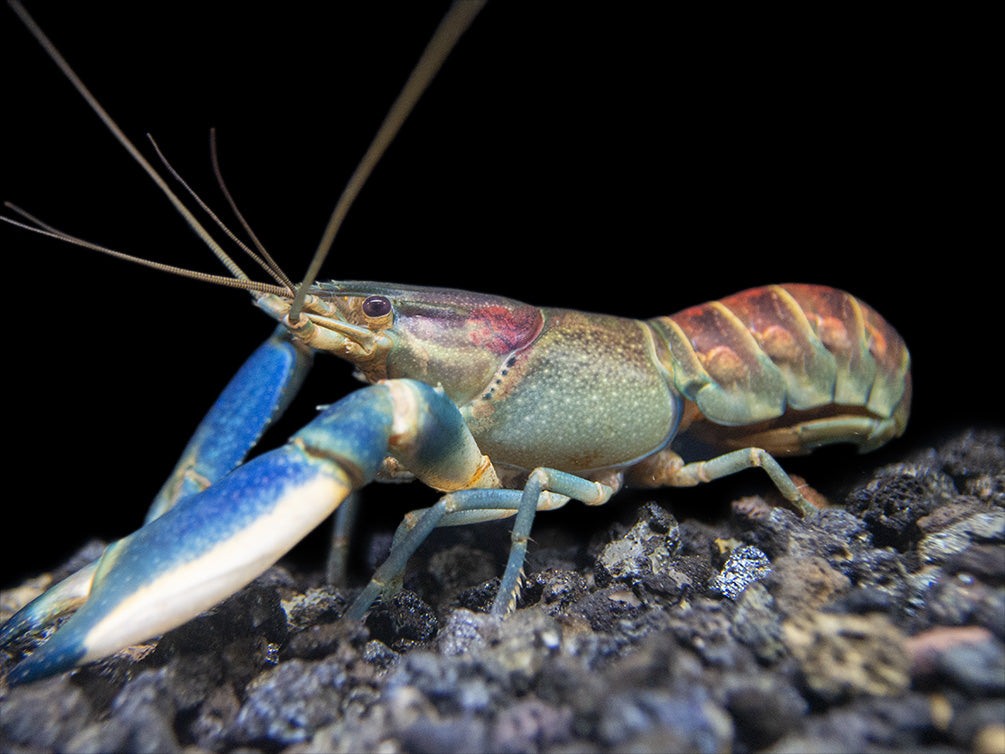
top-left (371, 490), bottom-right (575, 602)
top-left (356, 496), bottom-right (538, 602)
top-left (325, 492), bottom-right (359, 586)
top-left (344, 489), bottom-right (530, 620)
top-left (668, 447), bottom-right (815, 516)
top-left (343, 468), bottom-right (610, 621)
top-left (492, 469), bottom-right (611, 615)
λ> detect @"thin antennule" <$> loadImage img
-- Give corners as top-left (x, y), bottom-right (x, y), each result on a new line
top-left (209, 129), bottom-right (297, 294)
top-left (287, 0), bottom-right (487, 322)
top-left (1, 203), bottom-right (290, 297)
top-left (146, 133), bottom-right (295, 294)
top-left (8, 0), bottom-right (251, 285)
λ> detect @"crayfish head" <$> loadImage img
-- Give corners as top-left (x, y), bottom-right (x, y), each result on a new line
top-left (260, 281), bottom-right (543, 405)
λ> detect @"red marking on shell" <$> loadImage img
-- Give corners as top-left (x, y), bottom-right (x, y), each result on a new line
top-left (468, 306), bottom-right (540, 354)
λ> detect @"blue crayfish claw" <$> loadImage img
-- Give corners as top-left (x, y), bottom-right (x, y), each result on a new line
top-left (2, 380), bottom-right (494, 685)
top-left (5, 452), bottom-right (355, 685)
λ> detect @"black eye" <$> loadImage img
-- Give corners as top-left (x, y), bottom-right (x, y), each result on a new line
top-left (362, 295), bottom-right (392, 318)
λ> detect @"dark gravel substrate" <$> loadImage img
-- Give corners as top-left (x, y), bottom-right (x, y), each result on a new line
top-left (2, 428), bottom-right (1003, 753)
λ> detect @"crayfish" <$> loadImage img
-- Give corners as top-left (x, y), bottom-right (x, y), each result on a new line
top-left (1, 1), bottom-right (909, 685)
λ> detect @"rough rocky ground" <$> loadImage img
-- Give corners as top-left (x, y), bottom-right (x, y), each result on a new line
top-left (2, 428), bottom-right (1003, 753)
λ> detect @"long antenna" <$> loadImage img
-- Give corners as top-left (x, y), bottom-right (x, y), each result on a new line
top-left (8, 0), bottom-right (251, 283)
top-left (287, 0), bottom-right (487, 322)
top-left (146, 132), bottom-right (295, 293)
top-left (3, 203), bottom-right (290, 296)
top-left (208, 129), bottom-right (298, 294)
top-left (8, 0), bottom-right (487, 311)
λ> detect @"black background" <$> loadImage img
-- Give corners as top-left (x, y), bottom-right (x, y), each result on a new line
top-left (2, 3), bottom-right (997, 587)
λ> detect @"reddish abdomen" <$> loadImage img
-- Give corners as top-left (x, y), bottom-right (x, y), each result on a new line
top-left (649, 284), bottom-right (910, 449)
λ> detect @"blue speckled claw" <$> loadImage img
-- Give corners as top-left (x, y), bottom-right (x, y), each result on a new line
top-left (5, 446), bottom-right (357, 684)
top-left (2, 329), bottom-right (310, 668)
top-left (145, 327), bottom-right (313, 522)
top-left (3, 380), bottom-right (494, 685)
